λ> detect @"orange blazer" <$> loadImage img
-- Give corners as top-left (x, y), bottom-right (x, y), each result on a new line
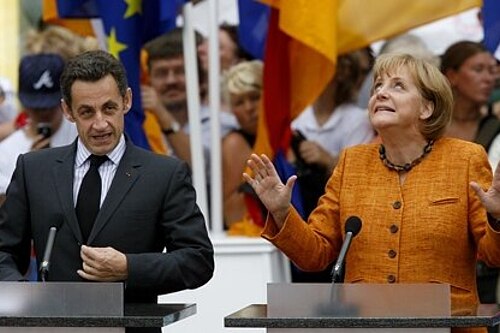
top-left (263, 137), bottom-right (500, 333)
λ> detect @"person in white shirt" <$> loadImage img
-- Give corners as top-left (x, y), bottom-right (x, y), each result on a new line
top-left (289, 49), bottom-right (375, 283)
top-left (291, 50), bottom-right (375, 217)
top-left (0, 53), bottom-right (77, 202)
top-left (0, 77), bottom-right (18, 141)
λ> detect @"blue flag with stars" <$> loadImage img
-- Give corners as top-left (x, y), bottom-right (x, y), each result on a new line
top-left (237, 0), bottom-right (270, 60)
top-left (55, 0), bottom-right (187, 150)
top-left (482, 0), bottom-right (500, 56)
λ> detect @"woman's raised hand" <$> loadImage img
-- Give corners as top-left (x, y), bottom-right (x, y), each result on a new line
top-left (243, 154), bottom-right (296, 228)
top-left (471, 161), bottom-right (500, 220)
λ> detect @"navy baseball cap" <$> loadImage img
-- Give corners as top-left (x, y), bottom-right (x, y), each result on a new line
top-left (18, 53), bottom-right (65, 109)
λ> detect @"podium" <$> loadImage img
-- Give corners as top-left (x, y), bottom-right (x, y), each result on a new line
top-left (224, 283), bottom-right (500, 333)
top-left (0, 282), bottom-right (196, 332)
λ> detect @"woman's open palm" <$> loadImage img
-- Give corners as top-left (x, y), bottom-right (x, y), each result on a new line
top-left (243, 154), bottom-right (296, 226)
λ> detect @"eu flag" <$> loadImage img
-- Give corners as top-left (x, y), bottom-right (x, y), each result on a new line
top-left (482, 0), bottom-right (500, 55)
top-left (54, 0), bottom-right (187, 149)
top-left (237, 0), bottom-right (270, 60)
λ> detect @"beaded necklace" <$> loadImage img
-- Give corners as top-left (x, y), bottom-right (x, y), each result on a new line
top-left (379, 140), bottom-right (434, 173)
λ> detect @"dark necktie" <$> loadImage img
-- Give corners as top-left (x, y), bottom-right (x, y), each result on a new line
top-left (76, 154), bottom-right (108, 243)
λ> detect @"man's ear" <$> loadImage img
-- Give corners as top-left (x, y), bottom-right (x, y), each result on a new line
top-left (123, 88), bottom-right (132, 115)
top-left (61, 99), bottom-right (75, 123)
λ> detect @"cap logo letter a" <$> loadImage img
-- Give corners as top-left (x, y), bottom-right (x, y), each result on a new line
top-left (33, 70), bottom-right (54, 90)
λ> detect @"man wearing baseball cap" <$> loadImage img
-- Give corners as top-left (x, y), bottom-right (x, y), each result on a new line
top-left (0, 53), bottom-right (77, 203)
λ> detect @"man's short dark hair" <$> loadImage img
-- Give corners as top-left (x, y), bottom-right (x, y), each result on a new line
top-left (144, 28), bottom-right (185, 68)
top-left (219, 23), bottom-right (254, 62)
top-left (143, 28), bottom-right (204, 69)
top-left (60, 50), bottom-right (128, 106)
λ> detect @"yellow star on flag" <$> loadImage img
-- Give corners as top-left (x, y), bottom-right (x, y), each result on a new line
top-left (107, 28), bottom-right (128, 59)
top-left (124, 0), bottom-right (142, 18)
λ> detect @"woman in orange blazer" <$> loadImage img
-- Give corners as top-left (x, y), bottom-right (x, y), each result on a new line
top-left (244, 53), bottom-right (500, 333)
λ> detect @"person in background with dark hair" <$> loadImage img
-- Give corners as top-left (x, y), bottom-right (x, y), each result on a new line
top-left (197, 23), bottom-right (254, 76)
top-left (197, 23), bottom-right (255, 111)
top-left (487, 62), bottom-right (500, 170)
top-left (140, 28), bottom-right (238, 188)
top-left (0, 50), bottom-right (214, 333)
top-left (442, 41), bottom-right (498, 148)
top-left (441, 42), bottom-right (499, 324)
top-left (244, 53), bottom-right (500, 333)
top-left (291, 49), bottom-right (375, 217)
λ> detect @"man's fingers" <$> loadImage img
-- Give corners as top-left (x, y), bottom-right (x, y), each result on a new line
top-left (78, 246), bottom-right (126, 282)
top-left (80, 245), bottom-right (97, 261)
top-left (82, 260), bottom-right (99, 273)
top-left (77, 269), bottom-right (100, 281)
top-left (80, 245), bottom-right (107, 270)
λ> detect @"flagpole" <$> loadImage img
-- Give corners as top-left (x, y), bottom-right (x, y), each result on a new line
top-left (182, 2), bottom-right (209, 222)
top-left (207, 0), bottom-right (224, 236)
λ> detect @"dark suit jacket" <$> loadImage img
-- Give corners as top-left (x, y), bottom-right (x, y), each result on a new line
top-left (0, 139), bottom-right (214, 303)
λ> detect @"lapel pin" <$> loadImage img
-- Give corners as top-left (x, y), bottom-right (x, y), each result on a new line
top-left (125, 172), bottom-right (131, 177)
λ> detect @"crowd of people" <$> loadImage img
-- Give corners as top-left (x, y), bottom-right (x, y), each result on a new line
top-left (0, 15), bottom-right (499, 333)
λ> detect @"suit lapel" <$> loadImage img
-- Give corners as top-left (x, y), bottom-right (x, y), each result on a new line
top-left (53, 141), bottom-right (83, 242)
top-left (87, 143), bottom-right (142, 243)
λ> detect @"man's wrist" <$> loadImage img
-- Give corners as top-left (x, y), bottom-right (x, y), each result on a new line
top-left (162, 120), bottom-right (181, 136)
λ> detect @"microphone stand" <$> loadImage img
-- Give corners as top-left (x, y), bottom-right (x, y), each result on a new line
top-left (331, 231), bottom-right (354, 283)
top-left (40, 226), bottom-right (57, 282)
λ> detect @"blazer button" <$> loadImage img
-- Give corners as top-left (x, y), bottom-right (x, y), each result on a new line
top-left (388, 249), bottom-right (397, 258)
top-left (392, 201), bottom-right (402, 209)
top-left (387, 274), bottom-right (396, 283)
top-left (390, 224), bottom-right (399, 233)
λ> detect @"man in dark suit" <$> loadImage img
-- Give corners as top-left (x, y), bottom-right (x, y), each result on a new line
top-left (0, 50), bottom-right (214, 315)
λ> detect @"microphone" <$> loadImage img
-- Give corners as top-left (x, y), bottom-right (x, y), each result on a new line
top-left (39, 226), bottom-right (58, 282)
top-left (331, 216), bottom-right (362, 283)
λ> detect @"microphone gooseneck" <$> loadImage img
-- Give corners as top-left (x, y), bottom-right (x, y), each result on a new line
top-left (40, 226), bottom-right (58, 282)
top-left (331, 216), bottom-right (363, 283)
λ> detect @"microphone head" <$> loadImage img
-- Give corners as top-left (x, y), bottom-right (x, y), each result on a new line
top-left (345, 216), bottom-right (362, 236)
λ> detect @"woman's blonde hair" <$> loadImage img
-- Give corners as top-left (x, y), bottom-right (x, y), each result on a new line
top-left (372, 53), bottom-right (453, 140)
top-left (223, 60), bottom-right (263, 103)
top-left (25, 25), bottom-right (99, 61)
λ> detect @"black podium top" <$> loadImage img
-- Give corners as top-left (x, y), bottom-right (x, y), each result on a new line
top-left (225, 304), bottom-right (500, 329)
top-left (0, 303), bottom-right (196, 328)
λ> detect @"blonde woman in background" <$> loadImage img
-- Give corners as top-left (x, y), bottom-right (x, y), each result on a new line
top-left (222, 60), bottom-right (264, 235)
top-left (25, 25), bottom-right (99, 60)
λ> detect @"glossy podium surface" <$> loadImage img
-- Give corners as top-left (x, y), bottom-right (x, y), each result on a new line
top-left (224, 283), bottom-right (500, 333)
top-left (268, 283), bottom-right (450, 318)
top-left (0, 282), bottom-right (123, 317)
top-left (0, 282), bottom-right (196, 332)
top-left (225, 304), bottom-right (499, 329)
top-left (0, 303), bottom-right (196, 328)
